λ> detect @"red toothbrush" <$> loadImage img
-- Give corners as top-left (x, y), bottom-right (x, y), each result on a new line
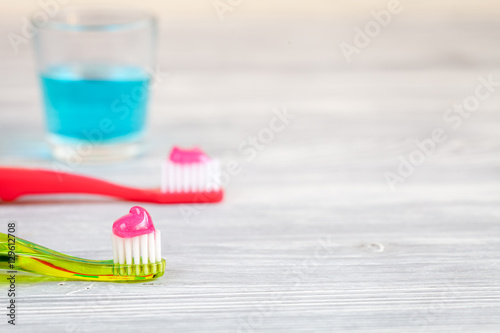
top-left (0, 147), bottom-right (223, 204)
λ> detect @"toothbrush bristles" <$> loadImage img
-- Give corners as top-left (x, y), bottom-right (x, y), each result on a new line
top-left (161, 160), bottom-right (221, 193)
top-left (112, 231), bottom-right (162, 274)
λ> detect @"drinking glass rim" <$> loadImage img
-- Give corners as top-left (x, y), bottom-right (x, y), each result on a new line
top-left (34, 6), bottom-right (156, 32)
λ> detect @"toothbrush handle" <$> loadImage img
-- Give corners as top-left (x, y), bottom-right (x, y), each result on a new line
top-left (0, 167), bottom-right (155, 202)
top-left (0, 233), bottom-right (166, 281)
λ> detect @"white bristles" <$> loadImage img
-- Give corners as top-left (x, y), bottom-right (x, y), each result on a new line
top-left (148, 233), bottom-right (156, 264)
top-left (196, 164), bottom-right (204, 192)
top-left (155, 230), bottom-right (161, 262)
top-left (124, 238), bottom-right (132, 265)
top-left (117, 237), bottom-right (125, 265)
top-left (140, 234), bottom-right (148, 265)
top-left (210, 160), bottom-right (221, 191)
top-left (112, 231), bottom-right (162, 267)
top-left (176, 164), bottom-right (183, 192)
top-left (132, 237), bottom-right (140, 265)
top-left (161, 159), bottom-right (221, 193)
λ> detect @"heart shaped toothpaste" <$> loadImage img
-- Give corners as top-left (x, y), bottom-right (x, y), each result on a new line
top-left (169, 146), bottom-right (211, 164)
top-left (112, 206), bottom-right (155, 238)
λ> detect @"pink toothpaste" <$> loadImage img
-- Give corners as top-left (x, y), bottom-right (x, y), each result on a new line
top-left (161, 146), bottom-right (221, 193)
top-left (112, 206), bottom-right (161, 266)
top-left (169, 146), bottom-right (211, 164)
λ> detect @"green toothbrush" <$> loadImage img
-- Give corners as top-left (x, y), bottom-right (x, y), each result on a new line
top-left (0, 206), bottom-right (165, 282)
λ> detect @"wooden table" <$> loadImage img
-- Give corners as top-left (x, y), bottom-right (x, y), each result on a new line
top-left (0, 14), bottom-right (499, 332)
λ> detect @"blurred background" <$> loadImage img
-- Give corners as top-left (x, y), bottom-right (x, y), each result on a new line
top-left (0, 0), bottom-right (499, 184)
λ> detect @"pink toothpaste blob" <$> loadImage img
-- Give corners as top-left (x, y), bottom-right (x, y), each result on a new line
top-left (112, 206), bottom-right (155, 238)
top-left (111, 206), bottom-right (161, 266)
top-left (161, 146), bottom-right (221, 193)
top-left (169, 146), bottom-right (211, 164)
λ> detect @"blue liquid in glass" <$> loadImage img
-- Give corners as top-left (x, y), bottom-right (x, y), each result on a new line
top-left (40, 64), bottom-right (150, 142)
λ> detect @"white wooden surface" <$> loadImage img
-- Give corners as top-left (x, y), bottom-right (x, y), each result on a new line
top-left (0, 13), bottom-right (500, 333)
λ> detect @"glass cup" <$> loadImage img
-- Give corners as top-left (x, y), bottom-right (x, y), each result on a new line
top-left (33, 7), bottom-right (157, 163)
